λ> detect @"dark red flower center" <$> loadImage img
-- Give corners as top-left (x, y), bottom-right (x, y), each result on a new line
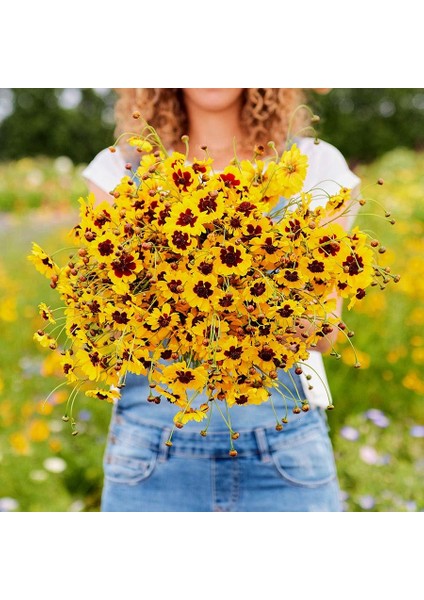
top-left (224, 346), bottom-right (243, 360)
top-left (319, 235), bottom-right (340, 256)
top-left (111, 252), bottom-right (137, 278)
top-left (193, 281), bottom-right (214, 299)
top-left (243, 223), bottom-right (263, 239)
top-left (112, 310), bottom-right (130, 325)
top-left (87, 300), bottom-right (101, 315)
top-left (342, 254), bottom-right (364, 276)
top-left (157, 207), bottom-right (171, 226)
top-left (229, 216), bottom-right (242, 230)
top-left (220, 245), bottom-right (243, 268)
top-left (285, 219), bottom-right (303, 240)
top-left (176, 208), bottom-right (198, 227)
top-left (171, 230), bottom-right (191, 250)
top-left (175, 370), bottom-right (195, 384)
top-left (167, 279), bottom-right (183, 293)
top-left (250, 282), bottom-right (266, 296)
top-left (237, 201), bottom-right (256, 216)
top-left (284, 270), bottom-right (299, 282)
top-left (98, 239), bottom-right (114, 256)
top-left (158, 314), bottom-right (171, 327)
top-left (192, 162), bottom-right (207, 174)
top-left (236, 394), bottom-right (249, 405)
top-left (94, 210), bottom-right (111, 228)
top-left (261, 237), bottom-right (278, 254)
top-left (220, 173), bottom-right (240, 187)
top-left (258, 347), bottom-right (276, 362)
top-left (172, 169), bottom-right (193, 191)
top-left (219, 294), bottom-right (234, 308)
top-left (198, 196), bottom-right (217, 213)
top-left (308, 259), bottom-right (325, 273)
top-left (197, 261), bottom-right (214, 275)
top-left (277, 304), bottom-right (294, 318)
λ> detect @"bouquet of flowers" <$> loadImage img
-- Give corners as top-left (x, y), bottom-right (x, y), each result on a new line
top-left (30, 118), bottom-right (398, 450)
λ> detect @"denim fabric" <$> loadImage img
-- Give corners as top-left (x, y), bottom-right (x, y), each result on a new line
top-left (101, 375), bottom-right (342, 512)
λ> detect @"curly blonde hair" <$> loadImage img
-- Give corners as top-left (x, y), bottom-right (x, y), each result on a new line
top-left (114, 89), bottom-right (309, 156)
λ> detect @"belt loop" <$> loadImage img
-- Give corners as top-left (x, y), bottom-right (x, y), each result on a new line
top-left (158, 427), bottom-right (172, 462)
top-left (254, 427), bottom-right (272, 463)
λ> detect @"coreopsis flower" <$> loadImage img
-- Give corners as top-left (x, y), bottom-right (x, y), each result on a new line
top-left (277, 143), bottom-right (309, 197)
top-left (173, 404), bottom-right (209, 426)
top-left (38, 302), bottom-right (56, 324)
top-left (30, 121), bottom-right (399, 450)
top-left (159, 361), bottom-right (209, 397)
top-left (28, 243), bottom-right (59, 277)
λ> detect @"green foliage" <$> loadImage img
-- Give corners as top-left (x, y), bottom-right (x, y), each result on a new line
top-left (0, 89), bottom-right (116, 164)
top-left (309, 88), bottom-right (424, 163)
top-left (0, 156), bottom-right (87, 212)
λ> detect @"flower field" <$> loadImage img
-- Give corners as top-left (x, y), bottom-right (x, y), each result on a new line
top-left (0, 148), bottom-right (423, 512)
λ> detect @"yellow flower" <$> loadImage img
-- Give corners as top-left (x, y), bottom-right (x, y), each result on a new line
top-left (85, 388), bottom-right (120, 403)
top-left (211, 243), bottom-right (251, 276)
top-left (226, 385), bottom-right (269, 407)
top-left (163, 202), bottom-right (209, 237)
top-left (166, 229), bottom-right (195, 255)
top-left (160, 361), bottom-right (208, 396)
top-left (144, 302), bottom-right (179, 332)
top-left (108, 250), bottom-right (143, 287)
top-left (128, 136), bottom-right (153, 153)
top-left (38, 302), bottom-right (56, 324)
top-left (155, 263), bottom-right (189, 302)
top-left (173, 404), bottom-right (209, 426)
top-left (184, 274), bottom-right (220, 312)
top-left (33, 330), bottom-right (56, 349)
top-left (28, 243), bottom-right (59, 278)
top-left (277, 143), bottom-right (308, 197)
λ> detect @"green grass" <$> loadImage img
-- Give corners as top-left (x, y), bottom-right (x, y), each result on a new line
top-left (0, 149), bottom-right (423, 511)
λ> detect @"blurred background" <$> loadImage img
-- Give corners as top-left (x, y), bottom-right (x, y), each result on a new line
top-left (0, 88), bottom-right (423, 512)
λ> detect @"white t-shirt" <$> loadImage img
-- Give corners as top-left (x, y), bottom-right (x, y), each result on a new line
top-left (82, 137), bottom-right (361, 408)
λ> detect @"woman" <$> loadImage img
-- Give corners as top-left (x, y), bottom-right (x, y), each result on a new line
top-left (82, 88), bottom-right (360, 512)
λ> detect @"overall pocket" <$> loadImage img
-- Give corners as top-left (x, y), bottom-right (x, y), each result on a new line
top-left (103, 419), bottom-right (159, 485)
top-left (270, 423), bottom-right (337, 488)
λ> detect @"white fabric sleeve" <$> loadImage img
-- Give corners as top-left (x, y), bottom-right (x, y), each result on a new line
top-left (81, 148), bottom-right (126, 193)
top-left (297, 137), bottom-right (361, 230)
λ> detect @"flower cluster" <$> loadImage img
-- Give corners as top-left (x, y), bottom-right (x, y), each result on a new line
top-left (29, 124), bottom-right (398, 444)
